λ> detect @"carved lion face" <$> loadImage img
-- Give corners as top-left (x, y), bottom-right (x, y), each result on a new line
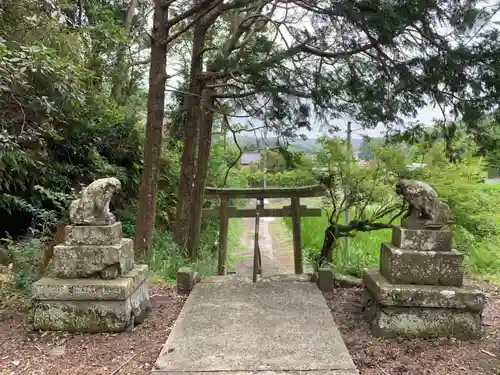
top-left (106, 178), bottom-right (121, 193)
top-left (395, 180), bottom-right (406, 196)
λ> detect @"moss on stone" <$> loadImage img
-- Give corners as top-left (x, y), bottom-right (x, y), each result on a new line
top-left (379, 243), bottom-right (464, 287)
top-left (363, 270), bottom-right (484, 340)
top-left (32, 278), bottom-right (150, 333)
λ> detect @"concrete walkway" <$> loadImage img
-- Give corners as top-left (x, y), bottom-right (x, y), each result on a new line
top-left (152, 277), bottom-right (359, 375)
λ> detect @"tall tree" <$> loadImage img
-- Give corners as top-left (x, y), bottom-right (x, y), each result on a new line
top-left (134, 0), bottom-right (170, 259)
top-left (111, 0), bottom-right (139, 103)
top-left (172, 1), bottom-right (220, 246)
top-left (134, 0), bottom-right (223, 258)
top-left (174, 0), bottom-right (500, 260)
top-left (175, 1), bottom-right (318, 252)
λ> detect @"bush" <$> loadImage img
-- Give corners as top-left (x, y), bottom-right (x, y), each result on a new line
top-left (280, 140), bottom-right (500, 281)
top-left (0, 40), bottom-right (144, 239)
top-left (421, 163), bottom-right (500, 279)
top-left (242, 168), bottom-right (316, 187)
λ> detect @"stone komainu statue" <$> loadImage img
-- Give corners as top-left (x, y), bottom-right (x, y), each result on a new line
top-left (395, 179), bottom-right (449, 228)
top-left (69, 177), bottom-right (121, 225)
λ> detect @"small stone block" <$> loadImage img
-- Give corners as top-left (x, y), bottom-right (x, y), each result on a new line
top-left (310, 272), bottom-right (319, 283)
top-left (380, 242), bottom-right (464, 286)
top-left (64, 222), bottom-right (123, 245)
top-left (200, 275), bottom-right (240, 283)
top-left (317, 267), bottom-right (334, 293)
top-left (334, 273), bottom-right (363, 288)
top-left (263, 274), bottom-right (312, 283)
top-left (32, 266), bottom-right (151, 333)
top-left (402, 218), bottom-right (447, 230)
top-left (363, 269), bottom-right (484, 340)
top-left (364, 297), bottom-right (483, 340)
top-left (52, 238), bottom-right (134, 279)
top-left (101, 264), bottom-right (119, 279)
top-left (177, 267), bottom-right (197, 295)
top-left (392, 225), bottom-right (452, 251)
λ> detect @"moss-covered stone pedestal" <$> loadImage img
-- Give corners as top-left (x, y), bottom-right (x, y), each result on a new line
top-left (32, 223), bottom-right (151, 333)
top-left (364, 225), bottom-right (485, 339)
top-left (51, 223), bottom-right (135, 279)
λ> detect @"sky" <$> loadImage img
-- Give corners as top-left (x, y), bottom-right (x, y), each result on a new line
top-left (228, 105), bottom-right (444, 140)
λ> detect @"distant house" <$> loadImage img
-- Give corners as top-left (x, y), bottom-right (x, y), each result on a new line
top-left (407, 163), bottom-right (427, 170)
top-left (240, 151), bottom-right (261, 166)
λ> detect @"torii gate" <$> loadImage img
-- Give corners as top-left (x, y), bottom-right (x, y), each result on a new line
top-left (202, 185), bottom-right (327, 281)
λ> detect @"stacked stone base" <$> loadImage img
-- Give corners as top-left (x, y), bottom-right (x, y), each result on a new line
top-left (363, 269), bottom-right (484, 339)
top-left (33, 264), bottom-right (151, 332)
top-left (32, 221), bottom-right (151, 333)
top-left (364, 225), bottom-right (485, 340)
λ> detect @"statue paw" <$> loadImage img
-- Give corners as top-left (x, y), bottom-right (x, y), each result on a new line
top-left (100, 263), bottom-right (120, 279)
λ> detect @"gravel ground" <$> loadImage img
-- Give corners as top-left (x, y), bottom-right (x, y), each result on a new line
top-left (325, 281), bottom-right (500, 375)
top-left (0, 283), bottom-right (185, 375)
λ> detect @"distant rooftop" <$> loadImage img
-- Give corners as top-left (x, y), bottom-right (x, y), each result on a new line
top-left (407, 163), bottom-right (427, 170)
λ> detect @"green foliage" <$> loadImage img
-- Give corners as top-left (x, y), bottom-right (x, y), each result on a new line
top-left (242, 168), bottom-right (316, 188)
top-left (315, 137), bottom-right (402, 225)
top-left (117, 137), bottom-right (248, 282)
top-left (0, 0), bottom-right (152, 291)
top-left (385, 117), bottom-right (500, 279)
top-left (0, 6), bottom-right (145, 238)
top-left (378, 143), bottom-right (500, 280)
top-left (284, 210), bottom-right (394, 277)
top-left (259, 149), bottom-right (287, 172)
top-left (1, 236), bottom-right (41, 290)
top-left (408, 147), bottom-right (500, 278)
top-left (357, 137), bottom-right (378, 161)
top-left (207, 141), bottom-right (249, 188)
top-left (287, 139), bottom-right (500, 281)
top-left (122, 209), bottom-right (244, 282)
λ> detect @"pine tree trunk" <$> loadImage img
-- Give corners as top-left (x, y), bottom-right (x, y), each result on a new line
top-left (134, 0), bottom-right (169, 259)
top-left (186, 88), bottom-right (215, 260)
top-left (111, 0), bottom-right (138, 103)
top-left (173, 20), bottom-right (208, 248)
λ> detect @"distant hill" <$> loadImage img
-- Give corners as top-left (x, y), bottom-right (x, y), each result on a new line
top-left (233, 135), bottom-right (364, 154)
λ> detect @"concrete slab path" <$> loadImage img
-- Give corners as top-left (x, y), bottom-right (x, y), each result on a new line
top-left (152, 277), bottom-right (359, 375)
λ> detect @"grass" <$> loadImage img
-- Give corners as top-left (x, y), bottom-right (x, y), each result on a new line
top-left (227, 218), bottom-right (245, 269)
top-left (284, 210), bottom-right (500, 281)
top-left (146, 217), bottom-right (244, 282)
top-left (283, 211), bottom-right (393, 277)
top-left (282, 193), bottom-right (500, 282)
top-left (0, 238), bottom-right (40, 307)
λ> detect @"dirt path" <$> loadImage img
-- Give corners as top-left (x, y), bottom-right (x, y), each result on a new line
top-left (231, 198), bottom-right (296, 276)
